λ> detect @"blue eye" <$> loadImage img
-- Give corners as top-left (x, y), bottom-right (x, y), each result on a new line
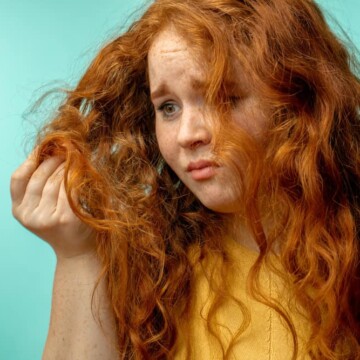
top-left (157, 102), bottom-right (180, 118)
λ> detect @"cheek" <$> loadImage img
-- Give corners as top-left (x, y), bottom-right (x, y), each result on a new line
top-left (158, 141), bottom-right (170, 162)
top-left (156, 125), bottom-right (175, 164)
top-left (158, 141), bottom-right (180, 176)
top-left (233, 98), bottom-right (268, 137)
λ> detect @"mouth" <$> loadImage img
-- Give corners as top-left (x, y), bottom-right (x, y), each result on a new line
top-left (186, 160), bottom-right (219, 181)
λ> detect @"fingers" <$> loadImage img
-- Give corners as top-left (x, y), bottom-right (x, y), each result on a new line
top-left (20, 157), bottom-right (65, 210)
top-left (10, 151), bottom-right (38, 206)
top-left (38, 162), bottom-right (66, 212)
top-left (11, 152), bottom-right (98, 258)
top-left (56, 179), bottom-right (74, 216)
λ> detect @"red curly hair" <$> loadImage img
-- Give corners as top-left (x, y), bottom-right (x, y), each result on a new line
top-left (34, 0), bottom-right (360, 358)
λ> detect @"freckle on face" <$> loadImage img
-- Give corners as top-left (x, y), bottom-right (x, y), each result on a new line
top-left (148, 28), bottom-right (267, 214)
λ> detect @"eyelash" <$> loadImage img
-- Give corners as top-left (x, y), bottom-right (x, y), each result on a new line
top-left (228, 96), bottom-right (242, 108)
top-left (157, 102), bottom-right (180, 119)
top-left (155, 96), bottom-right (241, 118)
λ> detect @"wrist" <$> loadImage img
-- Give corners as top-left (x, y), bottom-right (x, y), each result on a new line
top-left (54, 251), bottom-right (103, 287)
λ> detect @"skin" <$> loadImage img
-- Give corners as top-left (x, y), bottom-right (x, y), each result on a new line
top-left (149, 28), bottom-right (267, 213)
top-left (10, 27), bottom-right (268, 358)
top-left (10, 154), bottom-right (96, 258)
top-left (11, 154), bottom-right (118, 359)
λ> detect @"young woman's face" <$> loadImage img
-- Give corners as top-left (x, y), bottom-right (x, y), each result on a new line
top-left (148, 28), bottom-right (267, 213)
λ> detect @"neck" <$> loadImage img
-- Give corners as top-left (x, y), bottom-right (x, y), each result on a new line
top-left (227, 216), bottom-right (261, 253)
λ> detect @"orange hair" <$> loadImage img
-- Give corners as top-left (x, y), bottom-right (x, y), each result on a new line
top-left (34, 0), bottom-right (360, 358)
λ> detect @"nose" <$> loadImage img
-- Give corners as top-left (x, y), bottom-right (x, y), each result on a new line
top-left (177, 106), bottom-right (212, 149)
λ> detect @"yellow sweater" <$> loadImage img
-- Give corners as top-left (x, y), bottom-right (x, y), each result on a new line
top-left (174, 238), bottom-right (310, 359)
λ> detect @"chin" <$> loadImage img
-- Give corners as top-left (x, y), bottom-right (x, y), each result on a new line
top-left (200, 199), bottom-right (241, 214)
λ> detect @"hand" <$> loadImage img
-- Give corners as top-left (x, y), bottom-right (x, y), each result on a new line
top-left (11, 153), bottom-right (97, 259)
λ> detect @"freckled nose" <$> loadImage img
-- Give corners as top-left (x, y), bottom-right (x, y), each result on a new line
top-left (177, 108), bottom-right (212, 149)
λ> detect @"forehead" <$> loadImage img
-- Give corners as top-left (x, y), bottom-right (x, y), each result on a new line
top-left (149, 28), bottom-right (190, 57)
top-left (148, 28), bottom-right (201, 76)
top-left (148, 28), bottom-right (205, 89)
top-left (148, 27), bottom-right (255, 95)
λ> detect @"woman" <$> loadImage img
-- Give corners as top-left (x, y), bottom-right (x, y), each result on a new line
top-left (10, 0), bottom-right (360, 359)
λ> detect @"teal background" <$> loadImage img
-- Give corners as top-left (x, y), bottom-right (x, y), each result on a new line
top-left (1, 1), bottom-right (359, 359)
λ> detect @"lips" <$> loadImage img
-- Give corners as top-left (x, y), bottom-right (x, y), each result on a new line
top-left (187, 160), bottom-right (218, 180)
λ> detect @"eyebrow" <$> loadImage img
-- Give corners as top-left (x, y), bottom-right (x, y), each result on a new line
top-left (191, 78), bottom-right (207, 92)
top-left (150, 78), bottom-right (242, 101)
top-left (191, 79), bottom-right (242, 92)
top-left (150, 77), bottom-right (207, 102)
top-left (150, 84), bottom-right (170, 101)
